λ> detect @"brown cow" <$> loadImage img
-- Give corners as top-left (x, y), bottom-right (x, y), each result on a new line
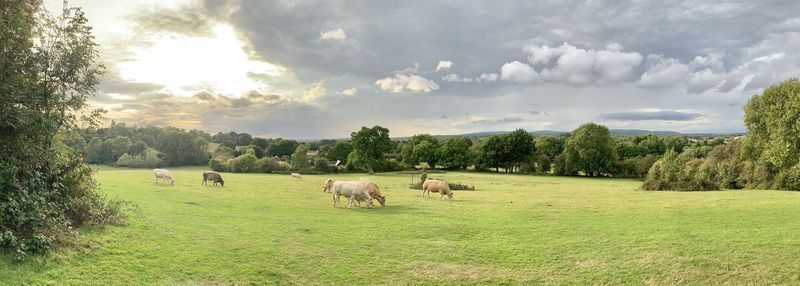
top-left (202, 171), bottom-right (224, 186)
top-left (359, 181), bottom-right (386, 207)
top-left (422, 179), bottom-right (453, 200)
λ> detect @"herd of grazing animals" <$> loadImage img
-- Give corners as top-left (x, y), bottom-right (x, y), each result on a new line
top-left (151, 169), bottom-right (454, 209)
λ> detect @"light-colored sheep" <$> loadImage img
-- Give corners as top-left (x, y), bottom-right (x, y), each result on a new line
top-left (323, 179), bottom-right (373, 209)
top-left (291, 172), bottom-right (302, 180)
top-left (422, 179), bottom-right (453, 200)
top-left (153, 169), bottom-right (175, 185)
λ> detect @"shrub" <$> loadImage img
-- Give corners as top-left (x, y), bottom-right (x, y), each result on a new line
top-left (313, 158), bottom-right (333, 172)
top-left (115, 148), bottom-right (163, 168)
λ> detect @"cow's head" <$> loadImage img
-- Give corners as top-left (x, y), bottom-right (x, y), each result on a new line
top-left (323, 179), bottom-right (334, 192)
top-left (447, 192), bottom-right (453, 200)
top-left (374, 195), bottom-right (386, 206)
top-left (218, 178), bottom-right (224, 186)
top-left (170, 178), bottom-right (175, 185)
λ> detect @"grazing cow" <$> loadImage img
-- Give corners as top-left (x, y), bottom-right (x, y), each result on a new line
top-left (422, 179), bottom-right (453, 200)
top-left (153, 169), bottom-right (175, 185)
top-left (202, 171), bottom-right (224, 186)
top-left (323, 179), bottom-right (373, 209)
top-left (358, 181), bottom-right (386, 207)
top-left (202, 171), bottom-right (217, 185)
top-left (291, 172), bottom-right (302, 180)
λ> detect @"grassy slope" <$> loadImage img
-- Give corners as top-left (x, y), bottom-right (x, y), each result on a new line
top-left (3, 167), bottom-right (800, 285)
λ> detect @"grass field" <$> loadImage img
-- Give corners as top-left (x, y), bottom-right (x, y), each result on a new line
top-left (3, 167), bottom-right (800, 285)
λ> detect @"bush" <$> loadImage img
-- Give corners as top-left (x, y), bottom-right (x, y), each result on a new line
top-left (115, 148), bottom-right (163, 168)
top-left (642, 150), bottom-right (717, 191)
top-left (552, 153), bottom-right (568, 176)
top-left (313, 158), bottom-right (333, 172)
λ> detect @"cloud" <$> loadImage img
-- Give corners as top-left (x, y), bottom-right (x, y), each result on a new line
top-left (442, 72), bottom-right (498, 83)
top-left (524, 42), bottom-right (643, 84)
top-left (375, 74), bottom-right (439, 93)
top-left (320, 28), bottom-right (347, 40)
top-left (338, 87), bottom-right (358, 96)
top-left (479, 73), bottom-right (499, 82)
top-left (302, 84), bottom-right (327, 102)
top-left (452, 115), bottom-right (524, 126)
top-left (600, 110), bottom-right (703, 121)
top-left (638, 56), bottom-right (690, 88)
top-left (436, 60), bottom-right (453, 71)
top-left (500, 61), bottom-right (538, 83)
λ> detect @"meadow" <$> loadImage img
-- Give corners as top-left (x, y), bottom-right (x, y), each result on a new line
top-left (3, 167), bottom-right (800, 285)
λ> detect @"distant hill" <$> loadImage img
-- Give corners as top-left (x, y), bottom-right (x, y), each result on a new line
top-left (388, 129), bottom-right (743, 141)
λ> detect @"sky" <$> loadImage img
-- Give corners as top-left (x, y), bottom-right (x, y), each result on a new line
top-left (44, 0), bottom-right (800, 139)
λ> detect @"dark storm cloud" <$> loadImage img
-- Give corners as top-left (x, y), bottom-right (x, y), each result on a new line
top-left (600, 110), bottom-right (703, 121)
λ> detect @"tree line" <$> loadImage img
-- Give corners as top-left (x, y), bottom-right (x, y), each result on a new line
top-left (68, 118), bottom-right (726, 182)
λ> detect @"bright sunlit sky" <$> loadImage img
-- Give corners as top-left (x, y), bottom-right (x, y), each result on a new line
top-left (45, 0), bottom-right (800, 139)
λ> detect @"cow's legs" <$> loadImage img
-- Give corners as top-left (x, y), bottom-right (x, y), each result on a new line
top-left (346, 196), bottom-right (354, 209)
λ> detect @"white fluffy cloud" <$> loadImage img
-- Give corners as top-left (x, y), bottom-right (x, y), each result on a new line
top-left (436, 60), bottom-right (453, 71)
top-left (375, 74), bottom-right (439, 93)
top-left (638, 56), bottom-right (691, 88)
top-left (320, 28), bottom-right (347, 40)
top-left (500, 61), bottom-right (538, 83)
top-left (338, 87), bottom-right (358, 96)
top-left (524, 42), bottom-right (643, 84)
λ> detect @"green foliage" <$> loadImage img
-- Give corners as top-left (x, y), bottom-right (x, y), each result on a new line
top-left (534, 136), bottom-right (565, 159)
top-left (401, 134), bottom-right (440, 167)
top-left (115, 148), bottom-right (163, 168)
top-left (349, 126), bottom-right (391, 174)
top-left (156, 128), bottom-right (209, 166)
top-left (642, 150), bottom-right (716, 191)
top-left (438, 137), bottom-right (473, 170)
top-left (290, 144), bottom-right (310, 169)
top-left (743, 78), bottom-right (800, 178)
top-left (564, 123), bottom-right (617, 176)
top-left (268, 139), bottom-right (299, 157)
top-left (0, 1), bottom-right (125, 257)
top-left (326, 141), bottom-right (352, 164)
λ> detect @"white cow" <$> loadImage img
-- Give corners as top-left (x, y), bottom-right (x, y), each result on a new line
top-left (153, 169), bottom-right (175, 185)
top-left (323, 179), bottom-right (373, 209)
top-left (291, 172), bottom-right (302, 180)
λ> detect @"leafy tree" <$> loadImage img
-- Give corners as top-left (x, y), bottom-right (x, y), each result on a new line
top-left (128, 140), bottom-right (148, 156)
top-left (535, 136), bottom-right (565, 160)
top-left (505, 129), bottom-right (535, 172)
top-left (0, 1), bottom-right (124, 257)
top-left (269, 138), bottom-right (299, 157)
top-left (564, 123), bottom-right (617, 176)
top-left (479, 135), bottom-right (507, 172)
top-left (106, 136), bottom-right (132, 162)
top-left (743, 78), bottom-right (800, 172)
top-left (291, 144), bottom-right (310, 169)
top-left (349, 126), bottom-right (391, 174)
top-left (401, 134), bottom-right (439, 167)
top-left (327, 141), bottom-right (353, 164)
top-left (439, 137), bottom-right (473, 170)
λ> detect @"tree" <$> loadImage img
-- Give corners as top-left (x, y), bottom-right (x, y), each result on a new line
top-left (269, 138), bottom-right (299, 157)
top-left (439, 137), bottom-right (473, 170)
top-left (504, 129), bottom-right (535, 172)
top-left (0, 1), bottom-right (124, 257)
top-left (349, 126), bottom-right (391, 174)
top-left (327, 141), bottom-right (353, 164)
top-left (479, 135), bottom-right (507, 172)
top-left (401, 134), bottom-right (439, 167)
top-left (535, 136), bottom-right (565, 160)
top-left (106, 136), bottom-right (132, 162)
top-left (744, 78), bottom-right (800, 171)
top-left (291, 144), bottom-right (310, 169)
top-left (564, 123), bottom-right (617, 176)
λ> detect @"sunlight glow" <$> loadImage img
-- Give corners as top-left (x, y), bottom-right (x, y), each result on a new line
top-left (117, 24), bottom-right (282, 97)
